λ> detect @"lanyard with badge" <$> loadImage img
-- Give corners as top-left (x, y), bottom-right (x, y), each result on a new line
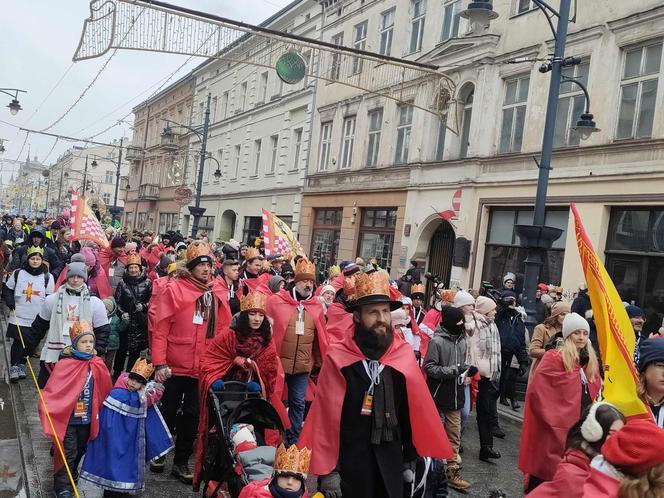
top-left (74, 371), bottom-right (92, 418)
top-left (295, 302), bottom-right (305, 335)
top-left (361, 359), bottom-right (385, 416)
top-left (193, 291), bottom-right (212, 325)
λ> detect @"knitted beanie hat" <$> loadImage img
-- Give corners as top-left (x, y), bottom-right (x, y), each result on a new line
top-left (638, 338), bottom-right (664, 373)
top-left (67, 261), bottom-right (88, 282)
top-left (602, 419), bottom-right (664, 476)
top-left (453, 290), bottom-right (475, 309)
top-left (475, 296), bottom-right (497, 316)
top-left (562, 312), bottom-right (590, 339)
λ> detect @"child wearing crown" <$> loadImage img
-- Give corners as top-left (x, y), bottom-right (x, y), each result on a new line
top-left (238, 444), bottom-right (311, 498)
top-left (79, 357), bottom-right (173, 493)
top-left (194, 291), bottom-right (287, 491)
top-left (38, 320), bottom-right (113, 498)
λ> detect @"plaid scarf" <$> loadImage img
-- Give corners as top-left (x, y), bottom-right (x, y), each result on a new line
top-left (186, 275), bottom-right (217, 339)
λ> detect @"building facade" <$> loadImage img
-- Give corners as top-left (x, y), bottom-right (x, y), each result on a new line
top-left (49, 139), bottom-right (129, 219)
top-left (123, 73), bottom-right (194, 233)
top-left (300, 0), bottom-right (664, 327)
top-left (185, 0), bottom-right (321, 244)
top-left (2, 155), bottom-right (48, 214)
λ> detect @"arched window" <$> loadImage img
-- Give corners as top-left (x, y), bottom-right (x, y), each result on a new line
top-left (459, 84), bottom-right (474, 158)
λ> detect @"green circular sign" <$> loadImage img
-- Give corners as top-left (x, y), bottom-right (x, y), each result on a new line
top-left (275, 51), bottom-right (307, 85)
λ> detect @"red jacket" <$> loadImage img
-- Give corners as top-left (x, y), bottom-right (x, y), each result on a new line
top-left (147, 243), bottom-right (165, 271)
top-left (151, 276), bottom-right (229, 377)
top-left (527, 449), bottom-right (591, 498)
top-left (238, 478), bottom-right (309, 498)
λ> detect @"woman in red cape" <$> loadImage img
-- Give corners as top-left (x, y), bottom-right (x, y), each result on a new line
top-left (519, 312), bottom-right (602, 493)
top-left (193, 292), bottom-right (288, 491)
top-left (298, 321), bottom-right (453, 477)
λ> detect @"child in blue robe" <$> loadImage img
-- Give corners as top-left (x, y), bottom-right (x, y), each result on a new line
top-left (79, 358), bottom-right (173, 493)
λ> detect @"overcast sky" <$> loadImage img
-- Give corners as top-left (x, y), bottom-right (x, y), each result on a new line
top-left (0, 0), bottom-right (293, 178)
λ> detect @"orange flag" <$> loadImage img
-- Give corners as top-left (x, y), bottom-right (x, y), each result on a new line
top-left (571, 203), bottom-right (650, 419)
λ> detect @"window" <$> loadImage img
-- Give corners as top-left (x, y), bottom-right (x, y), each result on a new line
top-left (238, 82), bottom-right (247, 112)
top-left (436, 103), bottom-right (449, 160)
top-left (291, 128), bottom-right (303, 171)
top-left (499, 75), bottom-right (530, 153)
top-left (252, 139), bottom-right (262, 177)
top-left (514, 0), bottom-right (535, 14)
top-left (158, 212), bottom-right (178, 233)
top-left (330, 33), bottom-right (344, 81)
top-left (318, 121), bottom-right (333, 171)
top-left (268, 135), bottom-right (279, 174)
top-left (273, 74), bottom-right (283, 98)
top-left (358, 208), bottom-right (398, 270)
top-left (340, 116), bottom-right (356, 169)
top-left (554, 60), bottom-right (590, 148)
top-left (482, 207), bottom-right (569, 289)
top-left (232, 144), bottom-right (241, 178)
top-left (105, 170), bottom-right (114, 183)
top-left (352, 22), bottom-right (367, 74)
top-left (395, 104), bottom-right (413, 164)
top-left (379, 9), bottom-right (395, 56)
top-left (125, 211), bottom-right (134, 230)
top-left (102, 193), bottom-right (111, 204)
top-left (137, 212), bottom-right (148, 230)
top-left (366, 108), bottom-right (383, 167)
top-left (409, 0), bottom-right (426, 53)
top-left (199, 215), bottom-right (215, 232)
top-left (616, 41), bottom-right (662, 140)
top-left (220, 91), bottom-right (228, 119)
top-left (606, 207), bottom-right (664, 334)
top-left (258, 72), bottom-right (268, 104)
top-left (459, 84), bottom-right (474, 158)
top-left (311, 208), bottom-right (343, 282)
top-left (441, 0), bottom-right (462, 41)
top-left (243, 216), bottom-right (263, 247)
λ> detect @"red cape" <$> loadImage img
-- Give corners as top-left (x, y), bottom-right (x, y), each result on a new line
top-left (298, 330), bottom-right (453, 475)
top-left (39, 355), bottom-right (113, 470)
top-left (325, 302), bottom-right (354, 345)
top-left (421, 308), bottom-right (441, 335)
top-left (147, 276), bottom-right (171, 348)
top-left (193, 327), bottom-right (287, 490)
top-left (98, 246), bottom-right (128, 275)
top-left (582, 466), bottom-right (620, 498)
top-left (527, 449), bottom-right (590, 498)
top-left (519, 350), bottom-right (602, 484)
top-left (147, 243), bottom-right (165, 272)
top-left (55, 266), bottom-right (113, 299)
top-left (243, 273), bottom-right (272, 294)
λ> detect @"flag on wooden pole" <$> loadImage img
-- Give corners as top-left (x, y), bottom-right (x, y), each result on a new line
top-left (571, 203), bottom-right (650, 419)
top-left (69, 191), bottom-right (109, 248)
top-left (262, 209), bottom-right (305, 260)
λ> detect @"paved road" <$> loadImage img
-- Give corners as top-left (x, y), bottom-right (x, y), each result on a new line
top-left (9, 345), bottom-right (522, 498)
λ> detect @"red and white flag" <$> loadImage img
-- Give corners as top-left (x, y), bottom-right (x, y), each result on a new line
top-left (69, 190), bottom-right (109, 248)
top-left (261, 209), bottom-right (305, 260)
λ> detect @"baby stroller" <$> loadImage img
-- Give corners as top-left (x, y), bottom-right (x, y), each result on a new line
top-left (200, 381), bottom-right (285, 498)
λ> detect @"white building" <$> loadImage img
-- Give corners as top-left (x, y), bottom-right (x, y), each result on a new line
top-left (298, 0), bottom-right (664, 328)
top-left (186, 0), bottom-right (321, 243)
top-left (50, 139), bottom-right (129, 217)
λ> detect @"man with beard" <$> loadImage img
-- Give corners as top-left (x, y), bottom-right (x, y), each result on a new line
top-left (266, 258), bottom-right (327, 444)
top-left (150, 241), bottom-right (229, 483)
top-left (300, 270), bottom-right (453, 498)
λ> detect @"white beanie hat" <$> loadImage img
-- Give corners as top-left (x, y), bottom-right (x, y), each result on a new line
top-left (503, 272), bottom-right (516, 283)
top-left (453, 291), bottom-right (475, 309)
top-left (562, 312), bottom-right (590, 339)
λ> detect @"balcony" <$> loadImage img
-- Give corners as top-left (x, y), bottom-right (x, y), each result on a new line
top-left (138, 184), bottom-right (160, 200)
top-left (125, 145), bottom-right (142, 162)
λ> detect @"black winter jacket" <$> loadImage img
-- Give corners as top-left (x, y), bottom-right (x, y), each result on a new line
top-left (10, 243), bottom-right (63, 279)
top-left (424, 326), bottom-right (468, 411)
top-left (114, 273), bottom-right (152, 352)
top-left (495, 307), bottom-right (529, 368)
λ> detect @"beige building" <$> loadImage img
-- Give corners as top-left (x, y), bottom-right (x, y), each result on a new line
top-left (300, 0), bottom-right (664, 328)
top-left (124, 72), bottom-right (195, 233)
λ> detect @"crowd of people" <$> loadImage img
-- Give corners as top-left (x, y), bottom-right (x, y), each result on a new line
top-left (3, 212), bottom-right (664, 498)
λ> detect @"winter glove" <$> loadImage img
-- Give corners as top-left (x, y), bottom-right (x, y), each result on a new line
top-left (466, 366), bottom-right (478, 377)
top-left (155, 365), bottom-right (171, 384)
top-left (319, 472), bottom-right (342, 498)
top-left (403, 460), bottom-right (417, 483)
top-left (121, 312), bottom-right (130, 322)
top-left (211, 379), bottom-right (225, 391)
top-left (246, 381), bottom-right (261, 393)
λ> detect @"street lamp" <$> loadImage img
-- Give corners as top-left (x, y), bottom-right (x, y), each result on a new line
top-left (462, 0), bottom-right (598, 330)
top-left (0, 88), bottom-right (27, 115)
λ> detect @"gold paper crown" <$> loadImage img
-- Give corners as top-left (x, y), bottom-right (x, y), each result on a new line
top-left (130, 358), bottom-right (155, 381)
top-left (273, 444), bottom-right (311, 478)
top-left (245, 247), bottom-right (263, 261)
top-left (343, 274), bottom-right (357, 301)
top-left (186, 240), bottom-right (212, 263)
top-left (327, 265), bottom-right (341, 279)
top-left (411, 283), bottom-right (425, 295)
top-left (354, 270), bottom-right (391, 301)
top-left (126, 251), bottom-right (142, 267)
top-left (240, 292), bottom-right (268, 313)
top-left (439, 289), bottom-right (457, 303)
top-left (69, 320), bottom-right (93, 342)
top-left (262, 259), bottom-right (272, 272)
top-left (295, 258), bottom-right (316, 277)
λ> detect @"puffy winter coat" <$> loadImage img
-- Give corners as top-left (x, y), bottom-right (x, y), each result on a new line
top-left (114, 273), bottom-right (152, 353)
top-left (495, 307), bottom-right (529, 368)
top-left (424, 326), bottom-right (468, 411)
top-left (529, 322), bottom-right (560, 372)
top-left (11, 242), bottom-right (63, 279)
top-left (279, 307), bottom-right (320, 375)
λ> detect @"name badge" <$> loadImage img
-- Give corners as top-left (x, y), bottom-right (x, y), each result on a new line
top-left (193, 310), bottom-right (204, 325)
top-left (74, 401), bottom-right (86, 418)
top-left (361, 392), bottom-right (373, 416)
top-left (108, 267), bottom-right (115, 277)
top-left (295, 319), bottom-right (305, 335)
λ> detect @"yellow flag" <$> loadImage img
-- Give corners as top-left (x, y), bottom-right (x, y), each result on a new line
top-left (571, 203), bottom-right (650, 419)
